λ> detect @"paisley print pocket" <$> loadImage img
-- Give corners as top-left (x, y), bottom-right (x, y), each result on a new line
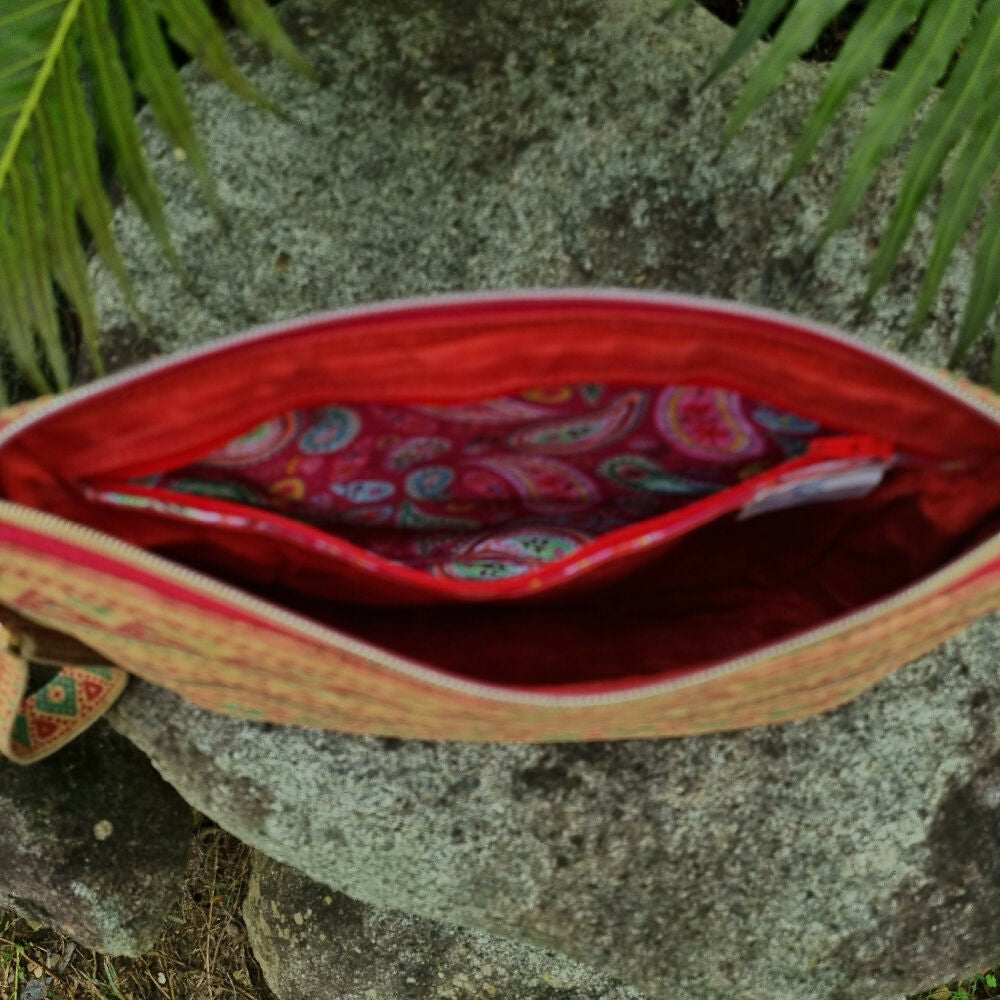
top-left (118, 383), bottom-right (837, 586)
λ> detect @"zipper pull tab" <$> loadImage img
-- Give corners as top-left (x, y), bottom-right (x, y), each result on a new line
top-left (737, 435), bottom-right (897, 521)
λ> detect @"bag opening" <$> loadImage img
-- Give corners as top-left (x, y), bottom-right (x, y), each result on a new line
top-left (0, 295), bottom-right (997, 691)
top-left (66, 379), bottom-right (999, 690)
top-left (170, 454), bottom-right (999, 691)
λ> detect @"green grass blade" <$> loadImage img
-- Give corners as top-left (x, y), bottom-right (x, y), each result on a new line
top-left (779, 0), bottom-right (928, 187)
top-left (4, 167), bottom-right (58, 391)
top-left (50, 39), bottom-right (138, 312)
top-left (153, 0), bottom-right (278, 113)
top-left (120, 0), bottom-right (220, 217)
top-left (950, 187), bottom-right (1000, 368)
top-left (703, 0), bottom-right (790, 86)
top-left (79, 0), bottom-right (177, 269)
top-left (226, 0), bottom-right (316, 80)
top-left (0, 192), bottom-right (50, 392)
top-left (36, 103), bottom-right (103, 375)
top-left (865, 0), bottom-right (1000, 301)
top-left (723, 0), bottom-right (856, 141)
top-left (8, 151), bottom-right (68, 388)
top-left (906, 91), bottom-right (1000, 341)
top-left (823, 0), bottom-right (978, 243)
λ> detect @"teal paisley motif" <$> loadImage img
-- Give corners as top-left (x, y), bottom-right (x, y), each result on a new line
top-left (405, 466), bottom-right (455, 502)
top-left (165, 478), bottom-right (267, 505)
top-left (300, 407), bottom-right (361, 455)
top-left (329, 480), bottom-right (396, 503)
top-left (386, 437), bottom-right (452, 472)
top-left (438, 525), bottom-right (590, 581)
top-left (752, 404), bottom-right (820, 435)
top-left (598, 455), bottom-right (718, 494)
top-left (396, 500), bottom-right (480, 531)
top-left (440, 559), bottom-right (533, 580)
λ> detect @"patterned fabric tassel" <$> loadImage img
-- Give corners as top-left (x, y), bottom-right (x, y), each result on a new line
top-left (0, 624), bottom-right (128, 765)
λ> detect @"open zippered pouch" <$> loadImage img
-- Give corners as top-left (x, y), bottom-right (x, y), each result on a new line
top-left (0, 291), bottom-right (998, 762)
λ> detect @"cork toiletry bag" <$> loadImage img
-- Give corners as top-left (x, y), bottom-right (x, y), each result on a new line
top-left (0, 291), bottom-right (998, 762)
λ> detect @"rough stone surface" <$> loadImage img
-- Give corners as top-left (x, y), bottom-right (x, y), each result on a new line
top-left (88, 0), bottom-right (992, 381)
top-left (85, 0), bottom-right (1000, 996)
top-left (0, 723), bottom-right (191, 956)
top-left (244, 851), bottom-right (646, 1000)
top-left (110, 606), bottom-right (1000, 1000)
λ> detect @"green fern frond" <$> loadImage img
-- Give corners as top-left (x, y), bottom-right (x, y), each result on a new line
top-left (704, 0), bottom-right (790, 89)
top-left (715, 0), bottom-right (1000, 386)
top-left (778, 0), bottom-right (927, 189)
top-left (825, 0), bottom-right (979, 249)
top-left (121, 0), bottom-right (220, 220)
top-left (227, 0), bottom-right (318, 83)
top-left (0, 0), bottom-right (313, 397)
top-left (723, 0), bottom-right (857, 143)
top-left (82, 0), bottom-right (178, 269)
top-left (867, 0), bottom-right (1000, 306)
top-left (905, 85), bottom-right (1000, 342)
top-left (951, 187), bottom-right (1000, 371)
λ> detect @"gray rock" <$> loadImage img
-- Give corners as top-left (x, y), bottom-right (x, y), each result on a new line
top-left (88, 0), bottom-right (991, 380)
top-left (109, 607), bottom-right (1000, 1000)
top-left (244, 850), bottom-right (646, 1000)
top-left (85, 0), bottom-right (1000, 996)
top-left (0, 723), bottom-right (191, 956)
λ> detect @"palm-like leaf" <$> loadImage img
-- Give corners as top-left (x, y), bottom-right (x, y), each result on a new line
top-left (0, 0), bottom-right (311, 399)
top-left (952, 187), bottom-right (1000, 382)
top-left (825, 0), bottom-right (980, 248)
top-left (708, 0), bottom-right (1000, 386)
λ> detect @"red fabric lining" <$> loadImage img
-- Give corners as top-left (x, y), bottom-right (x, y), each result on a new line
top-left (0, 295), bottom-right (997, 689)
top-left (188, 458), bottom-right (999, 690)
top-left (224, 459), bottom-right (998, 689)
top-left (5, 298), bottom-right (1000, 489)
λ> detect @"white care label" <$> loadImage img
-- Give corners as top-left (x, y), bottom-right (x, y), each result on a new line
top-left (736, 458), bottom-right (896, 521)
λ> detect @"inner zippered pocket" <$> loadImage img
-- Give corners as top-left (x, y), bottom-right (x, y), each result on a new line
top-left (81, 381), bottom-right (901, 604)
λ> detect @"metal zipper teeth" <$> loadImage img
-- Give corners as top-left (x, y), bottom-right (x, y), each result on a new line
top-left (0, 290), bottom-right (998, 451)
top-left (2, 498), bottom-right (998, 708)
top-left (0, 290), bottom-right (996, 707)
